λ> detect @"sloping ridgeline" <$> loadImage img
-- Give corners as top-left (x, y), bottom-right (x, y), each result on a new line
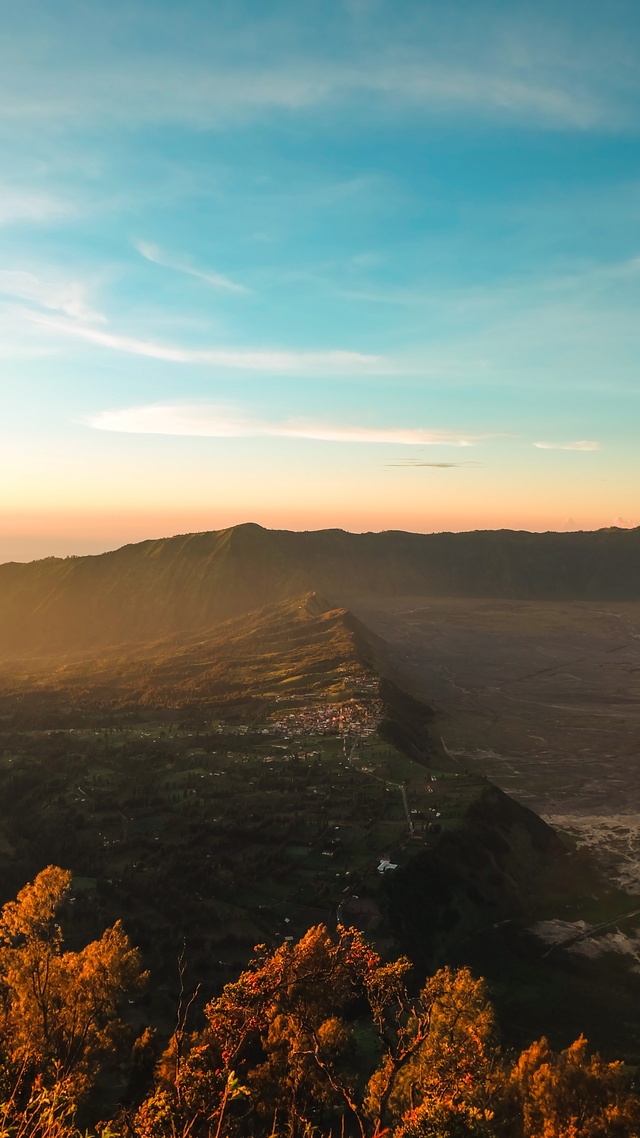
top-left (4, 584), bottom-right (634, 1060)
top-left (1, 522), bottom-right (640, 656)
top-left (0, 592), bottom-right (389, 723)
top-left (0, 587), bottom-right (558, 969)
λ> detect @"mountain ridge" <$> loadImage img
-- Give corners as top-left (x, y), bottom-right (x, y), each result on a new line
top-left (1, 521), bottom-right (640, 656)
top-left (0, 591), bottom-right (390, 717)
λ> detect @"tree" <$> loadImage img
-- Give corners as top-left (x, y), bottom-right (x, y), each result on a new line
top-left (3, 878), bottom-right (640, 1138)
top-left (0, 865), bottom-right (146, 1099)
top-left (139, 926), bottom-right (499, 1138)
top-left (144, 924), bottom-right (380, 1138)
top-left (365, 966), bottom-right (499, 1136)
top-left (500, 1034), bottom-right (640, 1138)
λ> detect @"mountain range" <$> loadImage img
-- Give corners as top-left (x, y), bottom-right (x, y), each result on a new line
top-left (1, 522), bottom-right (640, 656)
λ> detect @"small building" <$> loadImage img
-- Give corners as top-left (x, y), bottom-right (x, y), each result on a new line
top-left (377, 859), bottom-right (398, 874)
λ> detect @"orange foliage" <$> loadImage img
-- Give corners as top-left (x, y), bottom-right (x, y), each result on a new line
top-left (0, 872), bottom-right (638, 1138)
top-left (0, 866), bottom-right (145, 1103)
top-left (503, 1034), bottom-right (640, 1138)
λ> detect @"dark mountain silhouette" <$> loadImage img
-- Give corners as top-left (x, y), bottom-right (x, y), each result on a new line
top-left (1, 521), bottom-right (639, 656)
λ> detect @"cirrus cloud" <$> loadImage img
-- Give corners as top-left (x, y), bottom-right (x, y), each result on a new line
top-left (135, 240), bottom-right (250, 294)
top-left (0, 56), bottom-right (613, 133)
top-left (0, 187), bottom-right (70, 227)
top-left (86, 402), bottom-right (480, 446)
top-left (26, 312), bottom-right (381, 373)
top-left (384, 460), bottom-right (482, 468)
top-left (0, 269), bottom-right (102, 323)
top-left (534, 440), bottom-right (600, 451)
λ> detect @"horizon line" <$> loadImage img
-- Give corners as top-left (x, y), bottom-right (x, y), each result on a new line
top-left (2, 519), bottom-right (638, 567)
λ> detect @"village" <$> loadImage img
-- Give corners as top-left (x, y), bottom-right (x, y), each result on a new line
top-left (268, 693), bottom-right (384, 739)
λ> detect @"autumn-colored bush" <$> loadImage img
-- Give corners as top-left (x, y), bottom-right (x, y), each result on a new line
top-left (497, 1034), bottom-right (640, 1138)
top-left (135, 924), bottom-right (640, 1138)
top-left (1, 869), bottom-right (639, 1138)
top-left (0, 865), bottom-right (145, 1134)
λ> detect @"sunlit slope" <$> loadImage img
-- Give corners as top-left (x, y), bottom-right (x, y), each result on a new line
top-left (1, 522), bottom-right (640, 655)
top-left (0, 524), bottom-right (307, 655)
top-left (0, 592), bottom-right (388, 714)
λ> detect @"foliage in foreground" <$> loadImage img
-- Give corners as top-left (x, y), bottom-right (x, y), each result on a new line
top-left (0, 868), bottom-right (639, 1138)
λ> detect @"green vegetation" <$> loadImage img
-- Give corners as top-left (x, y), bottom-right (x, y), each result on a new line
top-left (0, 700), bottom-right (488, 1008)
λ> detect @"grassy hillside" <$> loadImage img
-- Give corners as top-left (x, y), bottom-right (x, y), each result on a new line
top-left (0, 592), bottom-right (389, 721)
top-left (1, 521), bottom-right (640, 656)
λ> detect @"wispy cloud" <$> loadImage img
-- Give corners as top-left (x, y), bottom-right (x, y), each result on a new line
top-left (540, 255), bottom-right (640, 296)
top-left (534, 440), bottom-right (600, 451)
top-left (343, 253), bottom-right (640, 316)
top-left (385, 460), bottom-right (481, 467)
top-left (86, 402), bottom-right (479, 446)
top-left (0, 60), bottom-right (612, 132)
top-left (0, 270), bottom-right (102, 322)
top-left (135, 240), bottom-right (250, 294)
top-left (2, 267), bottom-right (377, 374)
top-left (27, 312), bottom-right (381, 373)
top-left (0, 187), bottom-right (69, 226)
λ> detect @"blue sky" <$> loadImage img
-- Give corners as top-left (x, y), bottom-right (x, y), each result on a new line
top-left (1, 0), bottom-right (640, 558)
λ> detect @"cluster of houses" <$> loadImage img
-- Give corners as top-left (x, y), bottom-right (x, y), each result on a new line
top-left (270, 696), bottom-right (384, 739)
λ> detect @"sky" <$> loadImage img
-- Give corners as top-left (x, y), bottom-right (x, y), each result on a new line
top-left (1, 0), bottom-right (640, 561)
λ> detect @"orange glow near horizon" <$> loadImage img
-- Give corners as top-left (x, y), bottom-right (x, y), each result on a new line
top-left (1, 502), bottom-right (636, 564)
